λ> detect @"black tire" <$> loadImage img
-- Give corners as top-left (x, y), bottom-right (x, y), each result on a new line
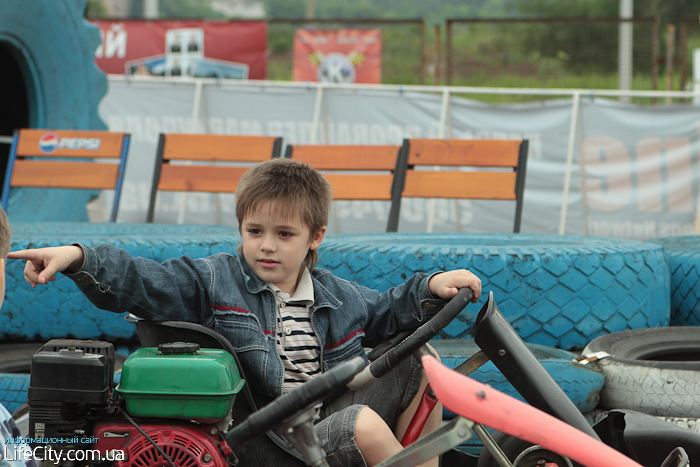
top-left (583, 327), bottom-right (700, 417)
top-left (4, 223), bottom-right (240, 342)
top-left (0, 343), bottom-right (44, 373)
top-left (649, 236), bottom-right (700, 326)
top-left (319, 233), bottom-right (670, 350)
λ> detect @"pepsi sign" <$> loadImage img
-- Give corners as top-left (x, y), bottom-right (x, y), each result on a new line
top-left (38, 132), bottom-right (59, 153)
top-left (38, 132), bottom-right (102, 153)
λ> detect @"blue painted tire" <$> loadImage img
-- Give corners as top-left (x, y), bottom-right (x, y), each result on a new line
top-left (0, 374), bottom-right (30, 414)
top-left (318, 233), bottom-right (670, 350)
top-left (431, 339), bottom-right (604, 415)
top-left (431, 339), bottom-right (603, 456)
top-left (648, 236), bottom-right (700, 326)
top-left (5, 223), bottom-right (241, 342)
top-left (0, 0), bottom-right (109, 222)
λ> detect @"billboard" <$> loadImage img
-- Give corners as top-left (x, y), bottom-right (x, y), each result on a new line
top-left (293, 28), bottom-right (382, 83)
top-left (92, 20), bottom-right (267, 79)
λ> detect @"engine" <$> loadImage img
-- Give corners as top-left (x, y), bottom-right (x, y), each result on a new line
top-left (92, 421), bottom-right (233, 467)
top-left (26, 340), bottom-right (243, 467)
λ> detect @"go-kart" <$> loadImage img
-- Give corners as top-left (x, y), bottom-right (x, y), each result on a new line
top-left (14, 288), bottom-right (697, 467)
top-left (386, 291), bottom-right (698, 467)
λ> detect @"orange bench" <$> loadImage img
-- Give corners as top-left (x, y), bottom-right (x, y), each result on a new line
top-left (388, 138), bottom-right (529, 232)
top-left (146, 134), bottom-right (282, 222)
top-left (284, 143), bottom-right (404, 232)
top-left (1, 129), bottom-right (131, 222)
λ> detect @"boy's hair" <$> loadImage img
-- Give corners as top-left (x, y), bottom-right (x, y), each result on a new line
top-left (0, 207), bottom-right (10, 259)
top-left (236, 158), bottom-right (332, 270)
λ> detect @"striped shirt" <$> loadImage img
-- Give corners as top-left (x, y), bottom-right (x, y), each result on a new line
top-left (267, 268), bottom-right (321, 395)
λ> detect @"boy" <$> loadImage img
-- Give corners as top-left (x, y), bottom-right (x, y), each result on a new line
top-left (9, 158), bottom-right (481, 467)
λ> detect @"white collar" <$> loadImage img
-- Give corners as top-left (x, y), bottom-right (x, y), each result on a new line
top-left (267, 267), bottom-right (314, 307)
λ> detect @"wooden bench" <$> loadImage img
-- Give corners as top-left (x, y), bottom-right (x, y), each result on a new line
top-left (146, 133), bottom-right (283, 222)
top-left (284, 143), bottom-right (404, 232)
top-left (388, 138), bottom-right (529, 232)
top-left (1, 129), bottom-right (131, 222)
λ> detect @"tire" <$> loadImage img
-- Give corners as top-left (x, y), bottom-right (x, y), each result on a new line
top-left (0, 343), bottom-right (44, 373)
top-left (649, 236), bottom-right (700, 326)
top-left (319, 233), bottom-right (670, 350)
top-left (4, 223), bottom-right (240, 341)
top-left (0, 0), bottom-right (108, 222)
top-left (0, 344), bottom-right (41, 412)
top-left (432, 339), bottom-right (604, 414)
top-left (582, 327), bottom-right (700, 417)
top-left (0, 373), bottom-right (30, 414)
top-left (431, 339), bottom-right (603, 456)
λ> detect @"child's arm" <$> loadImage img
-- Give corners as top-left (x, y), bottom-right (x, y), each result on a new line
top-left (7, 246), bottom-right (84, 288)
top-left (428, 269), bottom-right (482, 303)
top-left (8, 244), bottom-right (214, 324)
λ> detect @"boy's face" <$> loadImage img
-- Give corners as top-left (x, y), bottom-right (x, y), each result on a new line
top-left (241, 201), bottom-right (325, 295)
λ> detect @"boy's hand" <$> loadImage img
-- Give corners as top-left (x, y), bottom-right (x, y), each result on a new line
top-left (428, 269), bottom-right (482, 303)
top-left (7, 246), bottom-right (85, 288)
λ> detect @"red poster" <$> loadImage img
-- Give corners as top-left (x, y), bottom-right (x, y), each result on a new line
top-left (293, 29), bottom-right (381, 84)
top-left (91, 20), bottom-right (267, 79)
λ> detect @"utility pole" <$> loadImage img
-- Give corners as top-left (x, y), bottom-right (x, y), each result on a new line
top-left (144, 0), bottom-right (158, 19)
top-left (306, 0), bottom-right (316, 19)
top-left (618, 0), bottom-right (633, 97)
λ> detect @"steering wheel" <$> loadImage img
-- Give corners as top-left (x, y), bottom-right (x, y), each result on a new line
top-left (348, 287), bottom-right (473, 390)
top-left (225, 355), bottom-right (365, 446)
top-left (225, 287), bottom-right (474, 446)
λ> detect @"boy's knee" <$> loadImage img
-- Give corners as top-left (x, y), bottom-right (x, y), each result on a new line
top-left (355, 407), bottom-right (395, 442)
top-left (356, 406), bottom-right (383, 433)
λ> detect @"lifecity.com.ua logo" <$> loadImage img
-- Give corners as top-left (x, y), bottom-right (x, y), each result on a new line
top-left (2, 444), bottom-right (125, 463)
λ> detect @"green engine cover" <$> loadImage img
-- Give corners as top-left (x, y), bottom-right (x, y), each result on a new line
top-left (116, 343), bottom-right (245, 422)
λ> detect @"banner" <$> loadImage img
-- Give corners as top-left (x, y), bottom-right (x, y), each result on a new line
top-left (97, 79), bottom-right (700, 240)
top-left (92, 20), bottom-right (267, 79)
top-left (293, 29), bottom-right (381, 83)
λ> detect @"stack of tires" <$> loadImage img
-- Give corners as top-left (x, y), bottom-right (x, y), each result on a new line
top-left (316, 233), bottom-right (687, 460)
top-left (318, 233), bottom-right (671, 350)
top-left (579, 235), bottom-right (700, 421)
top-left (4, 229), bottom-right (700, 463)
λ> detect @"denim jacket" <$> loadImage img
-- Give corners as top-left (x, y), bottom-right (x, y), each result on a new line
top-left (67, 244), bottom-right (439, 401)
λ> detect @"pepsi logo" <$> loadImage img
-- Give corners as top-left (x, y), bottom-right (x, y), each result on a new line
top-left (38, 132), bottom-right (59, 153)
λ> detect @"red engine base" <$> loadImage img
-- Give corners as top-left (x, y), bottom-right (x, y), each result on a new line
top-left (92, 420), bottom-right (233, 467)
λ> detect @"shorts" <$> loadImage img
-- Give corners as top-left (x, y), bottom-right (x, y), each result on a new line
top-left (314, 356), bottom-right (424, 467)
